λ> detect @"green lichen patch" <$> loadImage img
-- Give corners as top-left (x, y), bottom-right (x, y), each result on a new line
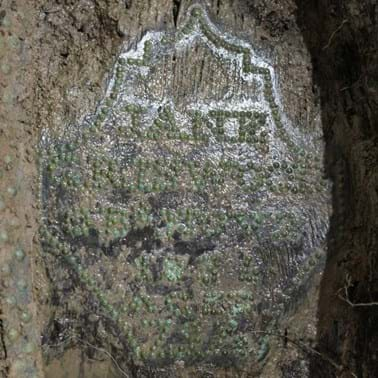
top-left (39, 4), bottom-right (329, 372)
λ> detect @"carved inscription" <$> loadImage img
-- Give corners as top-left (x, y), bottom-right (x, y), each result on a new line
top-left (40, 6), bottom-right (329, 369)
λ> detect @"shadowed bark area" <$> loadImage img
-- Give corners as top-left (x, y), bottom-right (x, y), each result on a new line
top-left (295, 1), bottom-right (378, 377)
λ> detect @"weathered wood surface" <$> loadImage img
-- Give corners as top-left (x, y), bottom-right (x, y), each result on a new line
top-left (0, 1), bottom-right (330, 377)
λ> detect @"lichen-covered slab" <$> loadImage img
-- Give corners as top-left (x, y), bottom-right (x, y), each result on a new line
top-left (40, 5), bottom-right (329, 371)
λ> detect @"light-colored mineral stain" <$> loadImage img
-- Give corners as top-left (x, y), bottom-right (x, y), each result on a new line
top-left (40, 5), bottom-right (330, 370)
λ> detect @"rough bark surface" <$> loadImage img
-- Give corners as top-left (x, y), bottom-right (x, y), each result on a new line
top-left (1, 0), bottom-right (376, 378)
